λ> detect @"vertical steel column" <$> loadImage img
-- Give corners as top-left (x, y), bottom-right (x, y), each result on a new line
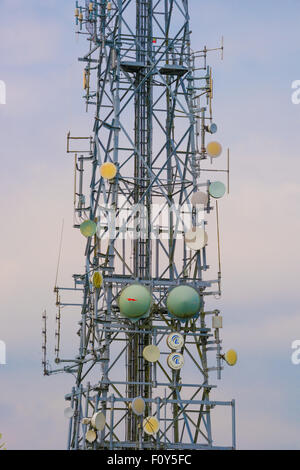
top-left (127, 0), bottom-right (153, 443)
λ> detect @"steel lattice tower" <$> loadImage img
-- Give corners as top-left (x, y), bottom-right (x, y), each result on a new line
top-left (43, 0), bottom-right (237, 450)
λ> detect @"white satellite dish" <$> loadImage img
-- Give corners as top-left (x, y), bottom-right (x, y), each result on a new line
top-left (64, 407), bottom-right (74, 419)
top-left (167, 352), bottom-right (184, 370)
top-left (86, 429), bottom-right (97, 443)
top-left (143, 345), bottom-right (160, 363)
top-left (166, 333), bottom-right (184, 350)
top-left (91, 411), bottom-right (105, 431)
top-left (185, 227), bottom-right (208, 251)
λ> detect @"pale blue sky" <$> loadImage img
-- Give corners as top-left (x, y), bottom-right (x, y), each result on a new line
top-left (1, 0), bottom-right (300, 449)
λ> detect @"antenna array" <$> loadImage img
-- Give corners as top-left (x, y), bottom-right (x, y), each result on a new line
top-left (43, 0), bottom-right (237, 450)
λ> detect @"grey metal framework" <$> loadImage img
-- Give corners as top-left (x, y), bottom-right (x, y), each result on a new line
top-left (43, 0), bottom-right (236, 450)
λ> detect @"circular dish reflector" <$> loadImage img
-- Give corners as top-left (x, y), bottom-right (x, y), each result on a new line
top-left (208, 123), bottom-right (218, 134)
top-left (132, 397), bottom-right (145, 416)
top-left (143, 416), bottom-right (160, 435)
top-left (86, 429), bottom-right (97, 443)
top-left (167, 285), bottom-right (201, 320)
top-left (185, 227), bottom-right (208, 251)
top-left (166, 333), bottom-right (184, 350)
top-left (225, 349), bottom-right (238, 366)
top-left (91, 411), bottom-right (105, 431)
top-left (191, 191), bottom-right (208, 206)
top-left (80, 220), bottom-right (97, 238)
top-left (167, 352), bottom-right (184, 370)
top-left (64, 407), bottom-right (74, 419)
top-left (206, 141), bottom-right (222, 157)
top-left (92, 271), bottom-right (103, 289)
top-left (209, 181), bottom-right (226, 199)
top-left (100, 162), bottom-right (117, 180)
top-left (118, 284), bottom-right (151, 320)
top-left (143, 345), bottom-right (160, 363)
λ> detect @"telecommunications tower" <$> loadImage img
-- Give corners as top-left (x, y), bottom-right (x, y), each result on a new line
top-left (43, 0), bottom-right (237, 450)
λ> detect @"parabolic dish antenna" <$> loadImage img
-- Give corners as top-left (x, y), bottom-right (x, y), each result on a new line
top-left (91, 411), bottom-right (105, 431)
top-left (131, 397), bottom-right (145, 416)
top-left (185, 227), bottom-right (208, 251)
top-left (167, 285), bottom-right (202, 320)
top-left (80, 220), bottom-right (97, 238)
top-left (167, 352), bottom-right (184, 370)
top-left (209, 181), bottom-right (226, 199)
top-left (100, 162), bottom-right (117, 180)
top-left (86, 429), bottom-right (97, 443)
top-left (225, 349), bottom-right (238, 366)
top-left (92, 271), bottom-right (103, 289)
top-left (208, 123), bottom-right (218, 134)
top-left (143, 345), bottom-right (160, 363)
top-left (166, 333), bottom-right (184, 350)
top-left (143, 416), bottom-right (160, 435)
top-left (206, 141), bottom-right (222, 158)
top-left (118, 284), bottom-right (152, 320)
